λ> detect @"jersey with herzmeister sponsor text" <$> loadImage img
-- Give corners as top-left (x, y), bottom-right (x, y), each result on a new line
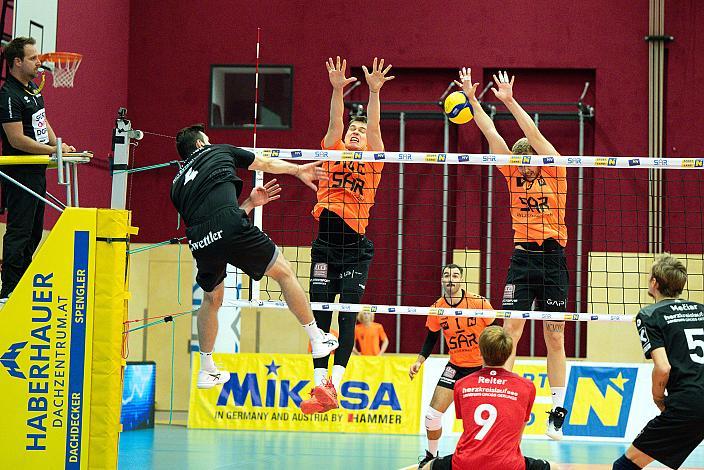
top-left (0, 74), bottom-right (49, 174)
top-left (170, 144), bottom-right (255, 226)
top-left (426, 291), bottom-right (493, 367)
top-left (498, 165), bottom-right (567, 247)
top-left (636, 298), bottom-right (704, 418)
top-left (312, 139), bottom-right (382, 235)
top-left (452, 368), bottom-right (536, 470)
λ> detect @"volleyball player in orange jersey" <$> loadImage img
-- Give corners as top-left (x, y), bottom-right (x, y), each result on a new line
top-left (409, 264), bottom-right (494, 468)
top-left (300, 57), bottom-right (394, 414)
top-left (456, 68), bottom-right (569, 440)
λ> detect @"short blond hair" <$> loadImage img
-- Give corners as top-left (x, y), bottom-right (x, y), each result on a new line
top-left (651, 253), bottom-right (687, 298)
top-left (479, 326), bottom-right (513, 366)
top-left (511, 137), bottom-right (535, 155)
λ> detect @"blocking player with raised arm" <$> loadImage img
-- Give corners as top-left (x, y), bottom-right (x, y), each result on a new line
top-left (409, 264), bottom-right (493, 468)
top-left (613, 254), bottom-right (704, 470)
top-left (170, 125), bottom-right (338, 390)
top-left (421, 326), bottom-right (556, 470)
top-left (301, 57), bottom-right (393, 414)
top-left (456, 68), bottom-right (569, 439)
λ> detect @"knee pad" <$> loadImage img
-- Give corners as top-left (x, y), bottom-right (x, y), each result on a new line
top-left (424, 406), bottom-right (443, 431)
top-left (612, 455), bottom-right (641, 470)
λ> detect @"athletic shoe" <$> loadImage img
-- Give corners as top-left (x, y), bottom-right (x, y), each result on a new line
top-left (197, 368), bottom-right (231, 389)
top-left (418, 450), bottom-right (437, 469)
top-left (300, 390), bottom-right (326, 414)
top-left (313, 378), bottom-right (339, 410)
top-left (0, 298), bottom-right (7, 309)
top-left (300, 380), bottom-right (339, 414)
top-left (545, 406), bottom-right (568, 440)
top-left (310, 330), bottom-right (339, 359)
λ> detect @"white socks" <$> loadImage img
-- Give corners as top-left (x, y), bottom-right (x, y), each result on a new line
top-left (314, 368), bottom-right (327, 387)
top-left (331, 365), bottom-right (345, 391)
top-left (303, 320), bottom-right (323, 341)
top-left (551, 386), bottom-right (566, 409)
top-left (200, 351), bottom-right (216, 372)
top-left (427, 439), bottom-right (439, 456)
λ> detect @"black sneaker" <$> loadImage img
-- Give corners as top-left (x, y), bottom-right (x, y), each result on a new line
top-left (545, 406), bottom-right (568, 440)
top-left (418, 450), bottom-right (436, 469)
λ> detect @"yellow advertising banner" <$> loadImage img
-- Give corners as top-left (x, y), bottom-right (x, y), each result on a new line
top-left (188, 353), bottom-right (423, 434)
top-left (0, 208), bottom-right (97, 468)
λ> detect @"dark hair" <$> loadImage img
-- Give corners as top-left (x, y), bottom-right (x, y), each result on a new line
top-left (350, 115), bottom-right (367, 125)
top-left (5, 37), bottom-right (36, 70)
top-left (443, 263), bottom-right (463, 276)
top-left (176, 124), bottom-right (206, 159)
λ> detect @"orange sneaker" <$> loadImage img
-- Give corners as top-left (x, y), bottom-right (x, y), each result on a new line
top-left (300, 380), bottom-right (339, 414)
top-left (313, 379), bottom-right (339, 410)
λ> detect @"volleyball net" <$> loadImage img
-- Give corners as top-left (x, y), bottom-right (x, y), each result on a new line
top-left (228, 148), bottom-right (704, 324)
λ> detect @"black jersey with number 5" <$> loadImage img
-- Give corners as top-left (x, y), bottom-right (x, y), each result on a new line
top-left (170, 144), bottom-right (255, 226)
top-left (636, 299), bottom-right (704, 417)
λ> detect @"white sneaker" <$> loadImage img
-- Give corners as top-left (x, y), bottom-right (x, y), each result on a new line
top-left (545, 407), bottom-right (568, 440)
top-left (0, 298), bottom-right (7, 309)
top-left (310, 330), bottom-right (339, 359)
top-left (197, 368), bottom-right (231, 389)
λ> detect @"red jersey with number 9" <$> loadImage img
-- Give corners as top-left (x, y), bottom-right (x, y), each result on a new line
top-left (426, 291), bottom-right (493, 367)
top-left (452, 367), bottom-right (536, 470)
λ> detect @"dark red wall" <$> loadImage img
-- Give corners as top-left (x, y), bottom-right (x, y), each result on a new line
top-left (121, 1), bottom-right (703, 354)
top-left (30, 0), bottom-right (129, 225)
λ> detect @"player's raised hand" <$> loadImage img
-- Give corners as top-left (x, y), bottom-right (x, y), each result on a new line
top-left (362, 57), bottom-right (395, 93)
top-left (491, 70), bottom-right (515, 102)
top-left (295, 161), bottom-right (328, 191)
top-left (454, 67), bottom-right (480, 101)
top-left (248, 179), bottom-right (281, 208)
top-left (327, 56), bottom-right (357, 90)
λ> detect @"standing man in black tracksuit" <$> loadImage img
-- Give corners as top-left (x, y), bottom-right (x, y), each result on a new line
top-left (0, 37), bottom-right (74, 302)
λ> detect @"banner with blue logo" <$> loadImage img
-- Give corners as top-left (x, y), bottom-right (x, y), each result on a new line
top-left (421, 359), bottom-right (660, 442)
top-left (0, 209), bottom-right (97, 468)
top-left (188, 353), bottom-right (423, 434)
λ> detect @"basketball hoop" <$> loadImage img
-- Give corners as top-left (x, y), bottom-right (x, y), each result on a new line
top-left (38, 52), bottom-right (82, 88)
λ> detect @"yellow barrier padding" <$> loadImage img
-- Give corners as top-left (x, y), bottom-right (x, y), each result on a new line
top-left (87, 210), bottom-right (132, 470)
top-left (0, 208), bottom-right (132, 470)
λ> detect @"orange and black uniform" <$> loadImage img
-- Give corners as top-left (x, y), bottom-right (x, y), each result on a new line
top-left (498, 165), bottom-right (569, 312)
top-left (310, 139), bottom-right (383, 370)
top-left (419, 291), bottom-right (493, 389)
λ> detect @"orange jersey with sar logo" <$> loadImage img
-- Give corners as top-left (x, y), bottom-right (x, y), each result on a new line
top-left (426, 291), bottom-right (493, 367)
top-left (312, 139), bottom-right (383, 235)
top-left (498, 165), bottom-right (568, 247)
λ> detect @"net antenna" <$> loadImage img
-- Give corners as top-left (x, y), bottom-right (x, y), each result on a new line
top-left (39, 52), bottom-right (82, 88)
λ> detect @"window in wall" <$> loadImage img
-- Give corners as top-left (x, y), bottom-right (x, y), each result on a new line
top-left (210, 65), bottom-right (292, 129)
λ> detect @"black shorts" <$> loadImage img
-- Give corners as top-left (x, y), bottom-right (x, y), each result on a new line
top-left (437, 363), bottom-right (481, 390)
top-left (309, 237), bottom-right (374, 299)
top-left (632, 410), bottom-right (704, 469)
top-left (186, 207), bottom-right (277, 292)
top-left (429, 455), bottom-right (549, 470)
top-left (502, 247), bottom-right (568, 312)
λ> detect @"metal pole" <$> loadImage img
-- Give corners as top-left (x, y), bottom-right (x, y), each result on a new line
top-left (0, 169), bottom-right (64, 212)
top-left (111, 109), bottom-right (142, 209)
top-left (575, 106), bottom-right (586, 358)
top-left (57, 137), bottom-right (64, 184)
top-left (484, 104), bottom-right (496, 301)
top-left (64, 161), bottom-right (72, 207)
top-left (72, 163), bottom-right (80, 207)
top-left (440, 116), bottom-right (450, 355)
top-left (396, 112), bottom-right (406, 353)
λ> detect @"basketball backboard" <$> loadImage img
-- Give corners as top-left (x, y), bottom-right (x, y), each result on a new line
top-left (13, 0), bottom-right (58, 53)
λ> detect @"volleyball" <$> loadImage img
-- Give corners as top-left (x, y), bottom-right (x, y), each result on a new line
top-left (444, 91), bottom-right (474, 124)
